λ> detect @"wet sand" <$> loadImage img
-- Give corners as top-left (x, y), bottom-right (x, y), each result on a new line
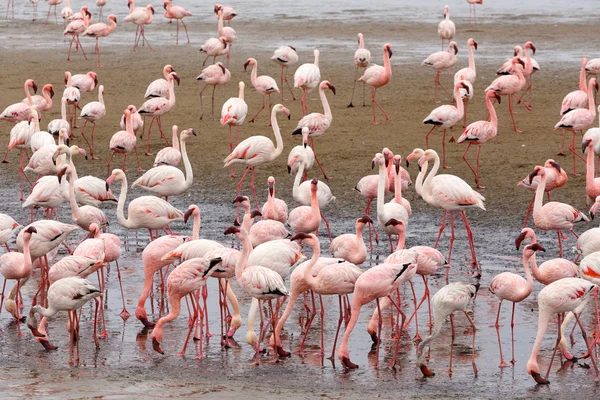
top-left (1, 11), bottom-right (600, 399)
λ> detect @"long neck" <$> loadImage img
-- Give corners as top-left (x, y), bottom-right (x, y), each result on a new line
top-left (303, 241), bottom-right (320, 289)
top-left (238, 84), bottom-right (245, 100)
top-left (180, 138), bottom-right (193, 189)
top-left (67, 152), bottom-right (79, 181)
top-left (236, 235), bottom-right (253, 280)
top-left (270, 110), bottom-right (284, 158)
top-left (314, 51), bottom-right (319, 67)
top-left (30, 304), bottom-right (58, 321)
top-left (168, 79), bottom-right (176, 108)
top-left (454, 86), bottom-right (465, 117)
top-left (588, 81), bottom-right (596, 114)
top-left (155, 295), bottom-right (181, 332)
top-left (310, 187), bottom-right (320, 220)
top-left (172, 129), bottom-right (180, 151)
top-left (192, 212), bottom-right (200, 240)
top-left (394, 227), bottom-right (406, 252)
top-left (67, 168), bottom-right (80, 218)
top-left (527, 309), bottom-right (551, 375)
top-left (267, 187), bottom-right (275, 212)
top-left (522, 253), bottom-right (534, 296)
top-left (320, 86), bottom-right (332, 121)
top-left (524, 48), bottom-right (532, 72)
top-left (250, 62), bottom-right (258, 87)
top-left (98, 88), bottom-right (104, 105)
top-left (60, 100), bottom-right (67, 120)
top-left (218, 11), bottom-right (224, 35)
top-left (115, 176), bottom-right (132, 228)
top-left (528, 252), bottom-right (541, 280)
top-left (66, 74), bottom-right (72, 88)
top-left (356, 222), bottom-right (366, 247)
top-left (418, 308), bottom-right (446, 365)
top-left (23, 235), bottom-right (33, 276)
top-left (588, 143), bottom-right (596, 184)
top-left (358, 35), bottom-right (364, 49)
top-left (25, 83), bottom-right (33, 104)
top-left (421, 155), bottom-right (440, 202)
top-left (293, 164), bottom-right (304, 201)
top-left (383, 48), bottom-right (391, 77)
top-left (43, 88), bottom-right (52, 106)
top-left (109, 18), bottom-right (117, 32)
top-left (393, 169), bottom-right (402, 203)
top-left (468, 43), bottom-right (475, 72)
top-left (32, 114), bottom-right (40, 132)
top-left (580, 62), bottom-right (587, 92)
top-left (415, 159), bottom-right (427, 196)
top-left (377, 162), bottom-right (386, 217)
top-left (515, 66), bottom-right (526, 87)
top-left (126, 112), bottom-right (134, 137)
top-left (533, 172), bottom-right (546, 217)
top-left (487, 94), bottom-right (498, 128)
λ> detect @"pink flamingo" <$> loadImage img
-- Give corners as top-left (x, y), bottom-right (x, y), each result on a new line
top-left (438, 5), bottom-right (455, 50)
top-left (221, 81), bottom-right (248, 176)
top-left (515, 228), bottom-right (579, 284)
top-left (150, 257), bottom-right (220, 357)
top-left (244, 58), bottom-right (279, 123)
top-left (577, 199), bottom-right (600, 258)
top-left (144, 65), bottom-right (175, 99)
top-left (47, 97), bottom-right (70, 137)
top-left (355, 149), bottom-right (390, 239)
top-left (197, 62), bottom-right (231, 120)
top-left (106, 169), bottom-right (184, 240)
top-left (163, 0), bottom-right (191, 45)
top-left (555, 78), bottom-right (598, 176)
top-left (489, 243), bottom-right (541, 367)
top-left (526, 278), bottom-right (598, 384)
top-left (337, 261), bottom-right (417, 369)
top-left (294, 49), bottom-right (321, 116)
top-left (586, 58), bottom-right (600, 76)
top-left (153, 125), bottom-right (181, 167)
top-left (224, 104), bottom-right (288, 210)
top-left (63, 6), bottom-right (91, 61)
top-left (583, 137), bottom-right (600, 206)
top-left (107, 109), bottom-right (142, 173)
top-left (199, 37), bottom-right (228, 67)
top-left (213, 3), bottom-right (235, 22)
top-left (0, 214), bottom-right (20, 251)
top-left (83, 14), bottom-right (117, 67)
top-left (390, 155), bottom-right (411, 215)
top-left (529, 165), bottom-right (589, 257)
top-left (225, 224), bottom-right (288, 365)
top-left (419, 149), bottom-right (485, 267)
top-left (467, 0), bottom-right (483, 23)
top-left (235, 197), bottom-right (289, 247)
top-left (124, 4), bottom-right (154, 51)
top-left (348, 33), bottom-right (371, 107)
top-left (26, 277), bottom-right (101, 360)
top-left (0, 79), bottom-right (38, 124)
top-left (135, 234), bottom-right (186, 327)
top-left (95, 0), bottom-right (106, 19)
top-left (288, 178), bottom-right (322, 236)
top-left (578, 252), bottom-right (600, 345)
top-left (485, 57), bottom-right (526, 132)
top-left (59, 165), bottom-right (108, 232)
top-left (330, 216), bottom-right (371, 265)
top-left (456, 90), bottom-right (502, 188)
top-left (48, 256), bottom-right (104, 284)
top-left (71, 71), bottom-right (98, 93)
top-left (423, 80), bottom-right (470, 169)
top-left (119, 104), bottom-right (144, 136)
top-left (287, 133), bottom-right (315, 179)
top-left (417, 281), bottom-right (479, 377)
top-left (261, 176), bottom-right (288, 223)
top-left (138, 72), bottom-right (179, 155)
top-left (291, 80), bottom-right (335, 179)
top-left (22, 83), bottom-right (54, 114)
top-left (360, 43), bottom-right (392, 124)
top-left (560, 58), bottom-right (589, 117)
top-left (79, 85), bottom-right (105, 159)
top-left (62, 71), bottom-right (81, 131)
top-left (454, 38), bottom-right (478, 127)
top-left (217, 7), bottom-right (236, 68)
top-left (60, 0), bottom-right (72, 23)
top-left (513, 42), bottom-right (538, 109)
top-left (518, 159), bottom-right (567, 228)
top-left (0, 226), bottom-right (36, 333)
top-left (131, 128), bottom-right (195, 199)
top-left (272, 45), bottom-right (298, 101)
top-left (422, 41), bottom-right (458, 103)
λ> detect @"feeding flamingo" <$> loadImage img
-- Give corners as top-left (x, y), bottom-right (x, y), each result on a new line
top-left (348, 33), bottom-right (371, 107)
top-left (294, 49), bottom-right (321, 116)
top-left (0, 214), bottom-right (20, 251)
top-left (272, 45), bottom-right (298, 101)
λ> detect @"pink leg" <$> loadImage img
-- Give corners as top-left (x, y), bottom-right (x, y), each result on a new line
top-left (447, 314), bottom-right (455, 375)
top-left (145, 117), bottom-right (155, 155)
top-left (283, 66), bottom-right (296, 100)
top-left (372, 87), bottom-right (390, 124)
top-left (459, 211), bottom-right (478, 268)
top-left (434, 210), bottom-right (447, 249)
top-left (156, 117), bottom-right (170, 145)
top-left (508, 95), bottom-right (522, 133)
top-left (495, 300), bottom-right (509, 367)
top-left (557, 230), bottom-right (563, 258)
top-left (199, 84), bottom-right (208, 120)
top-left (568, 130), bottom-right (586, 176)
top-left (523, 194), bottom-right (535, 228)
top-left (424, 126), bottom-right (437, 150)
top-left (181, 20), bottom-right (190, 44)
top-left (309, 137), bottom-right (331, 180)
top-left (447, 211), bottom-right (455, 267)
top-left (250, 95), bottom-right (266, 123)
top-left (441, 129), bottom-right (449, 169)
top-left (464, 311), bottom-right (479, 376)
top-left (249, 168), bottom-right (259, 210)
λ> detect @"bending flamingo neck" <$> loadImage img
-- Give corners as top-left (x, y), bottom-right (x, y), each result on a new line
top-left (310, 186), bottom-right (320, 221)
top-left (168, 78), bottom-right (176, 108)
top-left (67, 167), bottom-right (81, 219)
top-left (422, 155), bottom-right (440, 204)
top-left (580, 62), bottom-right (587, 92)
top-left (487, 94), bottom-right (498, 128)
top-left (454, 86), bottom-right (465, 118)
top-left (383, 49), bottom-right (391, 78)
top-left (376, 162), bottom-right (386, 218)
top-left (303, 241), bottom-right (321, 289)
top-left (180, 137), bottom-right (193, 190)
top-left (250, 62), bottom-right (258, 88)
top-left (115, 175), bottom-right (134, 228)
top-left (522, 253), bottom-right (534, 297)
top-left (533, 172), bottom-right (546, 218)
top-left (587, 144), bottom-right (596, 187)
top-left (587, 80), bottom-right (596, 115)
top-left (60, 100), bottom-right (67, 120)
top-left (528, 252), bottom-right (542, 283)
top-left (25, 82), bottom-right (33, 105)
top-left (415, 159), bottom-right (428, 196)
top-left (527, 309), bottom-right (550, 375)
top-left (394, 228), bottom-right (406, 252)
top-left (394, 168), bottom-right (403, 204)
top-left (22, 234), bottom-right (33, 276)
top-left (270, 109), bottom-right (284, 159)
top-left (320, 86), bottom-right (332, 122)
top-left (191, 211), bottom-right (200, 240)
top-left (97, 88), bottom-right (104, 105)
top-left (172, 129), bottom-right (180, 151)
top-left (236, 235), bottom-right (253, 280)
top-left (292, 164), bottom-right (304, 202)
top-left (358, 35), bottom-right (364, 49)
top-left (155, 295), bottom-right (182, 331)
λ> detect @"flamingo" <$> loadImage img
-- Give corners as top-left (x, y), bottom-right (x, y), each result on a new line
top-left (330, 216), bottom-right (371, 265)
top-left (555, 78), bottom-right (598, 176)
top-left (417, 282), bottom-right (480, 377)
top-left (577, 198), bottom-right (600, 258)
top-left (22, 83), bottom-right (54, 114)
top-left (59, 165), bottom-right (108, 232)
top-left (120, 104), bottom-right (144, 136)
top-left (247, 238), bottom-right (304, 281)
top-left (261, 176), bottom-right (288, 223)
top-left (291, 80), bottom-right (335, 179)
top-left (511, 42), bottom-right (538, 109)
top-left (6, 121), bottom-right (35, 196)
top-left (390, 155), bottom-right (411, 215)
top-left (135, 234), bottom-right (186, 327)
top-left (197, 62), bottom-right (231, 120)
top-left (560, 58), bottom-right (589, 117)
top-left (63, 71), bottom-right (81, 131)
top-left (221, 81), bottom-right (248, 176)
top-left (47, 96), bottom-right (70, 138)
top-left (419, 149), bottom-right (485, 267)
top-left (83, 14), bottom-right (117, 67)
top-left (0, 79), bottom-right (38, 124)
top-left (583, 137), bottom-right (600, 206)
top-left (337, 261), bottom-right (417, 369)
top-left (422, 41), bottom-right (458, 103)
top-left (144, 65), bottom-right (175, 99)
top-left (213, 3), bottom-right (235, 22)
top-left (271, 45), bottom-right (298, 101)
top-left (438, 5), bottom-right (455, 50)
top-left (163, 0), bottom-right (191, 45)
top-left (22, 166), bottom-right (70, 221)
top-left (529, 164), bottom-right (589, 257)
top-left (489, 243), bottom-right (542, 367)
top-left (348, 33), bottom-right (371, 107)
top-left (373, 152), bottom-right (409, 252)
top-left (95, 0), bottom-right (105, 20)
top-left (515, 228), bottom-right (579, 284)
top-left (294, 49), bottom-right (321, 116)
top-left (224, 224), bottom-right (288, 365)
top-left (24, 128), bottom-right (70, 176)
top-left (60, 0), bottom-right (72, 23)
top-left (216, 6), bottom-right (236, 68)
top-left (456, 90), bottom-right (502, 188)
top-left (63, 6), bottom-right (91, 61)
top-left (526, 278), bottom-right (598, 384)
top-left (150, 257), bottom-right (221, 356)
top-left (26, 277), bottom-right (101, 359)
top-left (234, 197), bottom-right (289, 247)
top-left (244, 58), bottom-right (279, 124)
top-left (360, 43), bottom-right (393, 124)
top-left (224, 104), bottom-right (289, 210)
top-left (48, 256), bottom-right (104, 284)
top-left (0, 214), bottom-right (20, 251)
top-left (288, 178), bottom-right (322, 236)
top-left (485, 57), bottom-right (526, 132)
top-left (71, 71), bottom-right (99, 93)
top-left (199, 37), bottom-right (228, 67)
top-left (138, 72), bottom-right (179, 156)
top-left (467, 0), bottom-right (483, 23)
top-left (287, 127), bottom-right (315, 177)
top-left (154, 125), bottom-right (181, 167)
top-left (107, 109), bottom-right (142, 173)
top-left (124, 4), bottom-right (155, 51)
top-left (454, 38), bottom-right (478, 127)
top-left (423, 80), bottom-right (470, 169)
top-left (79, 85), bottom-right (105, 160)
top-left (132, 128), bottom-right (195, 199)
top-left (0, 226), bottom-right (36, 332)
top-left (106, 169), bottom-right (184, 240)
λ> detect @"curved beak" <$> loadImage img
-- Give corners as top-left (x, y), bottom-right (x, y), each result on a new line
top-left (32, 82), bottom-right (38, 93)
top-left (243, 61), bottom-right (250, 71)
top-left (232, 195), bottom-right (245, 204)
top-left (494, 92), bottom-right (502, 103)
top-left (173, 74), bottom-right (180, 86)
top-left (291, 232), bottom-right (311, 242)
top-left (183, 208), bottom-right (194, 223)
top-left (359, 215), bottom-right (373, 224)
top-left (327, 83), bottom-right (336, 95)
top-left (268, 181), bottom-right (274, 197)
top-left (530, 44), bottom-right (536, 55)
top-left (550, 161), bottom-right (561, 173)
top-left (251, 210), bottom-right (262, 218)
top-left (394, 158), bottom-right (401, 175)
top-left (515, 232), bottom-right (526, 250)
top-left (387, 47), bottom-right (393, 58)
top-left (218, 63), bottom-right (226, 74)
top-left (224, 226), bottom-right (240, 235)
top-left (205, 257), bottom-right (223, 276)
top-left (473, 41), bottom-right (478, 51)
top-left (529, 243), bottom-right (545, 252)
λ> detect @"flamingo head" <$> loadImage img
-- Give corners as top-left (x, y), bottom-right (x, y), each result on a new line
top-left (393, 155), bottom-right (402, 175)
top-left (43, 84), bottom-right (55, 98)
top-left (358, 215), bottom-right (373, 225)
top-left (590, 196), bottom-right (600, 220)
top-left (219, 37), bottom-right (228, 48)
top-left (310, 178), bottom-right (319, 191)
top-left (290, 232), bottom-right (317, 247)
top-left (371, 152), bottom-right (385, 170)
top-left (288, 45), bottom-right (296, 52)
top-left (443, 5), bottom-right (449, 17)
top-left (321, 81), bottom-right (336, 95)
top-left (528, 165), bottom-right (544, 184)
top-left (26, 79), bottom-right (38, 94)
top-left (165, 65), bottom-right (175, 74)
top-left (267, 176), bottom-right (275, 197)
top-left (169, 72), bottom-right (180, 86)
top-left (384, 218), bottom-right (405, 235)
top-left (456, 80), bottom-right (470, 95)
top-left (523, 243), bottom-right (545, 259)
top-left (148, 5), bottom-right (155, 15)
top-left (87, 71), bottom-right (98, 87)
top-left (214, 4), bottom-right (222, 14)
top-left (449, 41), bottom-right (458, 54)
top-left (203, 257), bottom-right (223, 277)
top-left (57, 164), bottom-right (71, 183)
top-left (109, 14), bottom-right (117, 23)
top-left (275, 104), bottom-right (291, 119)
top-left (183, 205), bottom-right (200, 224)
top-left (23, 226), bottom-right (37, 236)
top-left (515, 227), bottom-right (535, 250)
top-left (591, 78), bottom-right (599, 93)
top-left (486, 90), bottom-right (501, 103)
top-left (384, 43), bottom-right (392, 58)
top-left (513, 46), bottom-right (523, 57)
top-left (357, 33), bottom-right (363, 45)
top-left (583, 138), bottom-right (594, 154)
top-left (106, 169), bottom-right (125, 186)
top-left (251, 210), bottom-right (262, 219)
top-left (243, 58), bottom-right (256, 71)
top-left (163, 1), bottom-right (169, 10)
top-left (525, 41), bottom-right (536, 55)
top-left (406, 148), bottom-right (425, 168)
top-left (181, 128), bottom-right (197, 139)
top-left (468, 38), bottom-right (478, 50)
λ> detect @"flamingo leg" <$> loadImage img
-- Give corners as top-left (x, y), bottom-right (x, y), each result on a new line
top-left (199, 84), bottom-right (208, 120)
top-left (298, 290), bottom-right (317, 353)
top-left (464, 311), bottom-right (479, 376)
top-left (568, 130), bottom-right (585, 176)
top-left (327, 295), bottom-right (344, 360)
top-left (574, 312), bottom-right (600, 378)
top-left (318, 294), bottom-right (325, 357)
top-left (557, 229), bottom-right (563, 258)
top-left (181, 20), bottom-right (190, 44)
top-left (523, 194), bottom-right (535, 228)
top-left (234, 166), bottom-right (252, 224)
top-left (447, 211), bottom-right (456, 267)
top-left (79, 120), bottom-right (91, 153)
top-left (447, 313), bottom-right (455, 375)
top-left (94, 37), bottom-right (102, 68)
top-left (132, 25), bottom-right (140, 51)
top-left (462, 99), bottom-right (468, 128)
top-left (375, 297), bottom-right (382, 368)
top-left (371, 87), bottom-right (390, 125)
top-left (424, 126), bottom-right (437, 150)
top-left (211, 85), bottom-right (217, 120)
top-left (442, 129), bottom-right (449, 169)
top-left (178, 294), bottom-right (198, 356)
top-left (434, 210), bottom-right (447, 248)
top-left (508, 95), bottom-right (522, 133)
top-left (250, 95), bottom-right (266, 123)
top-left (495, 300), bottom-right (509, 367)
top-left (155, 117), bottom-right (170, 145)
top-left (309, 137), bottom-right (331, 180)
top-left (75, 35), bottom-right (87, 60)
top-left (459, 211), bottom-right (478, 268)
top-left (250, 167), bottom-right (259, 210)
top-left (283, 66), bottom-right (296, 100)
top-left (144, 117), bottom-right (155, 155)
top-left (409, 280), bottom-right (421, 342)
top-left (347, 66), bottom-right (359, 107)
top-left (141, 25), bottom-right (154, 51)
top-left (175, 19), bottom-right (179, 45)
top-left (510, 302), bottom-right (517, 364)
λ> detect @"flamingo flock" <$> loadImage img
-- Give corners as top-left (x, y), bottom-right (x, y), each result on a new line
top-left (3, 1), bottom-right (600, 392)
